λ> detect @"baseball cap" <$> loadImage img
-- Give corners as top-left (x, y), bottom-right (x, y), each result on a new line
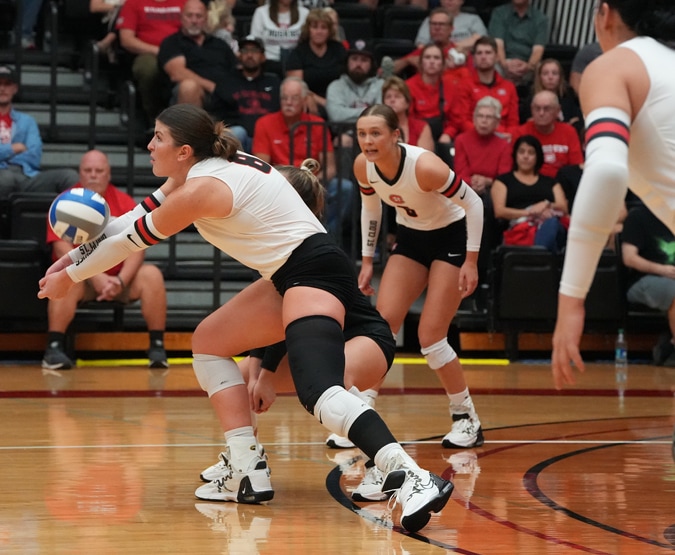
top-left (347, 39), bottom-right (374, 61)
top-left (238, 35), bottom-right (265, 52)
top-left (0, 65), bottom-right (17, 83)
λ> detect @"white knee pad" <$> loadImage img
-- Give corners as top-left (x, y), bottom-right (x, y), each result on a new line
top-left (314, 385), bottom-right (374, 439)
top-left (421, 339), bottom-right (457, 370)
top-left (193, 353), bottom-right (245, 397)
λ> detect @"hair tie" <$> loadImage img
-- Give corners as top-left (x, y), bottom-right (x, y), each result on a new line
top-left (300, 166), bottom-right (313, 173)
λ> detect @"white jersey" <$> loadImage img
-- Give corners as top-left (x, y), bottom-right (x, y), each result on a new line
top-left (187, 156), bottom-right (325, 279)
top-left (362, 144), bottom-right (466, 231)
top-left (620, 37), bottom-right (675, 230)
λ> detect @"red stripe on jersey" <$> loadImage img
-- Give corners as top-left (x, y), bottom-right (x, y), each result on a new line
top-left (440, 172), bottom-right (462, 198)
top-left (359, 185), bottom-right (376, 196)
top-left (134, 217), bottom-right (162, 246)
top-left (586, 118), bottom-right (630, 145)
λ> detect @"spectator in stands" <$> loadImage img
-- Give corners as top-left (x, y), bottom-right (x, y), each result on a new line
top-left (455, 35), bottom-right (519, 138)
top-left (382, 77), bottom-right (433, 150)
top-left (491, 134), bottom-right (568, 253)
top-left (393, 8), bottom-right (470, 84)
top-left (488, 0), bottom-right (548, 87)
top-left (414, 0), bottom-right (487, 54)
top-left (520, 58), bottom-right (582, 127)
top-left (205, 0), bottom-right (238, 54)
top-left (250, 0), bottom-right (309, 77)
top-left (285, 8), bottom-right (347, 118)
top-left (19, 0), bottom-right (44, 49)
top-left (116, 0), bottom-right (184, 126)
top-left (323, 7), bottom-right (348, 48)
top-left (325, 39), bottom-right (382, 125)
top-left (158, 0), bottom-right (238, 110)
top-left (42, 150), bottom-right (168, 370)
top-left (621, 204), bottom-right (675, 366)
top-left (405, 43), bottom-right (463, 146)
top-left (253, 77), bottom-right (353, 237)
top-left (512, 90), bottom-right (583, 178)
top-left (454, 96), bottom-right (511, 196)
top-left (569, 41), bottom-right (602, 96)
top-left (90, 0), bottom-right (126, 62)
top-left (209, 35), bottom-right (280, 153)
top-left (0, 66), bottom-right (78, 199)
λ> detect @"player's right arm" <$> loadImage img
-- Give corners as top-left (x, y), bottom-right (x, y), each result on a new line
top-left (39, 176), bottom-right (233, 299)
top-left (354, 153), bottom-right (381, 295)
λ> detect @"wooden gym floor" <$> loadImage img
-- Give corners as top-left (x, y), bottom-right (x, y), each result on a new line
top-left (0, 354), bottom-right (673, 554)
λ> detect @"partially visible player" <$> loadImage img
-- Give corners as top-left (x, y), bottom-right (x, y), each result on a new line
top-left (551, 1), bottom-right (675, 389)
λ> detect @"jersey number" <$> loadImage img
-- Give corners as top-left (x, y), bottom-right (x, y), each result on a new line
top-left (234, 153), bottom-right (272, 174)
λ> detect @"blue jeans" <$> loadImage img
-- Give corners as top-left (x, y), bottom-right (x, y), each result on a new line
top-left (324, 177), bottom-right (354, 238)
top-left (534, 217), bottom-right (567, 253)
top-left (228, 126), bottom-right (252, 154)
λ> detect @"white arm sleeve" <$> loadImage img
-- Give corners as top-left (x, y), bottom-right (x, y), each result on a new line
top-left (66, 212), bottom-right (167, 283)
top-left (559, 107), bottom-right (631, 298)
top-left (449, 181), bottom-right (484, 252)
top-left (66, 189), bottom-right (167, 266)
top-left (359, 183), bottom-right (383, 258)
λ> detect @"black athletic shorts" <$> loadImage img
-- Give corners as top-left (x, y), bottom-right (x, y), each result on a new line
top-left (391, 219), bottom-right (467, 269)
top-left (271, 233), bottom-right (359, 311)
top-left (344, 292), bottom-right (396, 370)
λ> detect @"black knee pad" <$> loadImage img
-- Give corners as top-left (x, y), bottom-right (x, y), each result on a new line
top-left (285, 315), bottom-right (345, 414)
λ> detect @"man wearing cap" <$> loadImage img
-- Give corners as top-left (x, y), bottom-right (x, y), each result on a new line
top-left (209, 35), bottom-right (281, 153)
top-left (0, 66), bottom-right (79, 200)
top-left (157, 0), bottom-right (238, 110)
top-left (325, 39), bottom-right (383, 125)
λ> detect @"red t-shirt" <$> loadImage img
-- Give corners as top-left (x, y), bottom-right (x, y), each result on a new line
top-left (405, 73), bottom-right (464, 138)
top-left (116, 0), bottom-right (184, 47)
top-left (453, 129), bottom-right (512, 184)
top-left (455, 71), bottom-right (520, 136)
top-left (47, 184), bottom-right (137, 275)
top-left (252, 111), bottom-right (333, 166)
top-left (406, 117), bottom-right (428, 146)
top-left (512, 121), bottom-right (584, 178)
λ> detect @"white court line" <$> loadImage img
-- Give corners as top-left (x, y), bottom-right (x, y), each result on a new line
top-left (0, 439), bottom-right (671, 450)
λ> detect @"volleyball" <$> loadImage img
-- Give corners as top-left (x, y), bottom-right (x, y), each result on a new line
top-left (48, 188), bottom-right (110, 244)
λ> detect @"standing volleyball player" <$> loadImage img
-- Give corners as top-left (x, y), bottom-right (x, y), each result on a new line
top-left (552, 1), bottom-right (675, 390)
top-left (37, 104), bottom-right (453, 533)
top-left (349, 104), bottom-right (484, 498)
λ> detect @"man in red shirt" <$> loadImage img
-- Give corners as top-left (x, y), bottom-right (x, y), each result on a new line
top-left (253, 76), bottom-right (353, 237)
top-left (42, 150), bottom-right (168, 370)
top-left (512, 90), bottom-right (583, 178)
top-left (116, 0), bottom-right (185, 124)
top-left (455, 36), bottom-right (519, 138)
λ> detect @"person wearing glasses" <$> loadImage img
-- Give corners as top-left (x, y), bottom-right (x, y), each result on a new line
top-left (511, 90), bottom-right (583, 179)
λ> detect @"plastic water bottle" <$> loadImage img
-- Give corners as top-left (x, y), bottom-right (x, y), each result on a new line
top-left (615, 329), bottom-right (628, 406)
